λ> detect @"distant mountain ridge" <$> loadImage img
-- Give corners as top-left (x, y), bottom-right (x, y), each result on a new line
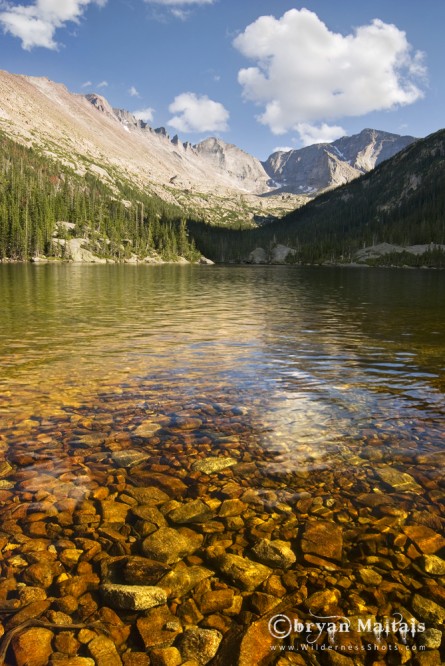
top-left (262, 129), bottom-right (417, 194)
top-left (84, 89), bottom-right (415, 198)
top-left (0, 70), bottom-right (418, 230)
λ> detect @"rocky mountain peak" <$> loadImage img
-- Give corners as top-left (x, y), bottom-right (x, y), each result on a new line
top-left (85, 93), bottom-right (116, 118)
top-left (194, 137), bottom-right (271, 194)
top-left (262, 129), bottom-right (417, 194)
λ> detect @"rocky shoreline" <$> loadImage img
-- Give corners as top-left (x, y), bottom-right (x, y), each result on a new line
top-left (0, 387), bottom-right (444, 666)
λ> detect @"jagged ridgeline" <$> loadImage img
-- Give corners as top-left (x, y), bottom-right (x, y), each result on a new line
top-left (190, 129), bottom-right (445, 266)
top-left (0, 131), bottom-right (200, 262)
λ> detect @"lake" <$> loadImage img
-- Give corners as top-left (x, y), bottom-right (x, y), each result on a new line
top-left (0, 264), bottom-right (444, 663)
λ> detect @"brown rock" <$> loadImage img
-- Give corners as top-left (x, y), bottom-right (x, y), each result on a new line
top-left (126, 486), bottom-right (170, 505)
top-left (6, 599), bottom-right (51, 630)
top-left (23, 562), bottom-right (54, 588)
top-left (54, 631), bottom-right (81, 656)
top-left (301, 521), bottom-right (343, 561)
top-left (54, 595), bottom-right (79, 615)
top-left (124, 556), bottom-right (170, 584)
top-left (218, 499), bottom-right (246, 517)
top-left (18, 586), bottom-right (47, 604)
top-left (168, 500), bottom-right (214, 524)
top-left (422, 555), bottom-right (445, 575)
top-left (177, 598), bottom-right (204, 625)
top-left (403, 525), bottom-right (445, 554)
top-left (201, 614), bottom-right (232, 634)
top-left (58, 574), bottom-right (100, 598)
top-left (12, 627), bottom-right (54, 666)
top-left (306, 588), bottom-right (341, 613)
top-left (98, 607), bottom-right (130, 648)
top-left (158, 563), bottom-right (213, 598)
top-left (199, 589), bottom-right (234, 614)
top-left (215, 553), bottom-right (271, 591)
top-left (122, 653), bottom-right (150, 666)
top-left (412, 651), bottom-right (442, 666)
top-left (412, 594), bottom-right (445, 623)
top-left (238, 619), bottom-right (276, 666)
top-left (100, 500), bottom-right (129, 524)
top-left (250, 592), bottom-right (280, 615)
top-left (137, 605), bottom-right (182, 649)
top-left (178, 628), bottom-right (222, 665)
top-left (262, 575), bottom-right (286, 598)
top-left (133, 421), bottom-right (162, 438)
top-left (88, 635), bottom-right (122, 666)
top-left (131, 505), bottom-right (166, 526)
top-left (142, 527), bottom-right (203, 564)
top-left (148, 473), bottom-right (188, 498)
top-left (375, 466), bottom-right (421, 492)
top-left (251, 539), bottom-right (296, 569)
top-left (150, 647), bottom-right (183, 666)
top-left (59, 549), bottom-right (83, 568)
top-left (77, 629), bottom-right (97, 644)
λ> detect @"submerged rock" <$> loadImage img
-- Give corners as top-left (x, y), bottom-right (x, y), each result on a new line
top-left (403, 525), bottom-right (445, 554)
top-left (12, 627), bottom-right (54, 666)
top-left (142, 527), bottom-right (203, 564)
top-left (178, 628), bottom-right (222, 665)
top-left (101, 583), bottom-right (167, 610)
top-left (111, 450), bottom-right (148, 468)
top-left (412, 594), bottom-right (445, 623)
top-left (137, 605), bottom-right (182, 649)
top-left (376, 466), bottom-right (422, 492)
top-left (422, 555), bottom-right (445, 575)
top-left (251, 538), bottom-right (296, 569)
top-left (168, 499), bottom-right (214, 524)
top-left (214, 553), bottom-right (271, 591)
top-left (301, 521), bottom-right (343, 562)
top-left (192, 457), bottom-right (237, 474)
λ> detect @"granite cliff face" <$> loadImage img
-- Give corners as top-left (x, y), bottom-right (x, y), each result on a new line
top-left (194, 138), bottom-right (271, 195)
top-left (262, 129), bottom-right (416, 194)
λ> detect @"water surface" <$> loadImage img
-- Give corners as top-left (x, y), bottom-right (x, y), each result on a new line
top-left (1, 264), bottom-right (444, 472)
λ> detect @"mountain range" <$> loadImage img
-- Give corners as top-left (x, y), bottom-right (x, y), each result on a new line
top-left (262, 128), bottom-right (416, 195)
top-left (189, 128), bottom-right (445, 266)
top-left (1, 69), bottom-right (443, 266)
top-left (0, 70), bottom-right (415, 227)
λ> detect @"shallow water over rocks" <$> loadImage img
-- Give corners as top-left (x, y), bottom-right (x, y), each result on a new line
top-left (0, 264), bottom-right (444, 665)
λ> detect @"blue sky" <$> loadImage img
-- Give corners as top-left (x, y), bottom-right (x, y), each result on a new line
top-left (0, 0), bottom-right (443, 159)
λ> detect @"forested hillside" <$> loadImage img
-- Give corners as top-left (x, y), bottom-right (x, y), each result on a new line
top-left (189, 129), bottom-right (445, 266)
top-left (0, 132), bottom-right (200, 262)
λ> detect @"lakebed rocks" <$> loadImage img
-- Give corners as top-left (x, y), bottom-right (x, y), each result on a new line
top-left (0, 389), bottom-right (443, 665)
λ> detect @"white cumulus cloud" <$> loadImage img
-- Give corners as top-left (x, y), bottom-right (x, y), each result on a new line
top-left (168, 92), bottom-right (229, 133)
top-left (233, 9), bottom-right (426, 142)
top-left (0, 0), bottom-right (107, 50)
top-left (128, 86), bottom-right (140, 97)
top-left (134, 107), bottom-right (155, 124)
top-left (296, 123), bottom-right (346, 147)
top-left (97, 80), bottom-right (108, 89)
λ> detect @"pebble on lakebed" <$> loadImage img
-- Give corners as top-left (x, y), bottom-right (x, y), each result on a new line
top-left (0, 392), bottom-right (443, 666)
